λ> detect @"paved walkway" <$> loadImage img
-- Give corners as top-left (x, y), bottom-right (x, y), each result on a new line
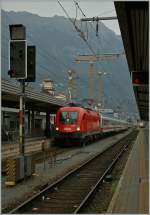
top-left (107, 125), bottom-right (149, 213)
top-left (2, 130), bottom-right (132, 211)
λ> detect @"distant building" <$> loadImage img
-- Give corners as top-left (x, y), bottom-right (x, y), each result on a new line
top-left (114, 112), bottom-right (119, 118)
top-left (42, 79), bottom-right (55, 96)
top-left (55, 93), bottom-right (67, 101)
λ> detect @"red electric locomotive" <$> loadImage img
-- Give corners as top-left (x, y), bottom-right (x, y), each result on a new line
top-left (55, 106), bottom-right (101, 144)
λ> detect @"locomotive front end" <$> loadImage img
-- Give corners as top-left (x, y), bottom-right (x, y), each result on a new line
top-left (55, 108), bottom-right (83, 143)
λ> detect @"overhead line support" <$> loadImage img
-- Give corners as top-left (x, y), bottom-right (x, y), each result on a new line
top-left (81, 16), bottom-right (117, 22)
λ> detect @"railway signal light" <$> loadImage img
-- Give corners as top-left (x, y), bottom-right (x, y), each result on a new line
top-left (9, 24), bottom-right (26, 40)
top-left (9, 40), bottom-right (27, 79)
top-left (8, 24), bottom-right (36, 180)
top-left (9, 25), bottom-right (27, 79)
top-left (132, 71), bottom-right (148, 86)
top-left (25, 46), bottom-right (36, 82)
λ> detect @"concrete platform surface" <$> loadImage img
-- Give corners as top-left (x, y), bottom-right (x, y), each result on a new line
top-left (2, 130), bottom-right (132, 211)
top-left (107, 125), bottom-right (149, 214)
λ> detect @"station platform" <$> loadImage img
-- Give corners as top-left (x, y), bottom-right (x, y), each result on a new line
top-left (2, 130), bottom-right (132, 211)
top-left (107, 125), bottom-right (149, 213)
top-left (2, 136), bottom-right (46, 160)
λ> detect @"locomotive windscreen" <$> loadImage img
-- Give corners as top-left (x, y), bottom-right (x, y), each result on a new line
top-left (59, 112), bottom-right (77, 124)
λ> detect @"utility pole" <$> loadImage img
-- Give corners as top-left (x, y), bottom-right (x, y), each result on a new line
top-left (9, 25), bottom-right (36, 155)
top-left (88, 62), bottom-right (94, 100)
top-left (81, 16), bottom-right (117, 22)
top-left (75, 53), bottom-right (124, 62)
top-left (75, 53), bottom-right (123, 106)
top-left (7, 25), bottom-right (36, 184)
top-left (81, 16), bottom-right (117, 36)
top-left (97, 71), bottom-right (104, 109)
top-left (19, 80), bottom-right (25, 155)
top-left (68, 70), bottom-right (73, 102)
top-left (9, 25), bottom-right (27, 155)
top-left (68, 69), bottom-right (77, 102)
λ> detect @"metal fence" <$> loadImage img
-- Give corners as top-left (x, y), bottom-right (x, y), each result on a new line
top-left (2, 130), bottom-right (19, 144)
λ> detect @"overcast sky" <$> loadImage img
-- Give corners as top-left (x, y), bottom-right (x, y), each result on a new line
top-left (1, 0), bottom-right (121, 34)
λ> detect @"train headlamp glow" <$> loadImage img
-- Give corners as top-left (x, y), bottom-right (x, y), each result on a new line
top-left (56, 127), bottom-right (59, 131)
top-left (76, 126), bottom-right (80, 131)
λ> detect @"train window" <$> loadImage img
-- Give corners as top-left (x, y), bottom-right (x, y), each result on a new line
top-left (60, 112), bottom-right (78, 124)
top-left (102, 118), bottom-right (109, 126)
top-left (35, 119), bottom-right (42, 128)
top-left (10, 120), bottom-right (15, 129)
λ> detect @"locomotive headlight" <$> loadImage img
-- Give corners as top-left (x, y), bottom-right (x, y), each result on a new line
top-left (56, 127), bottom-right (59, 131)
top-left (76, 126), bottom-right (80, 131)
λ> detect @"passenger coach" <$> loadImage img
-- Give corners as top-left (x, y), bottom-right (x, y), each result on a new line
top-left (54, 106), bottom-right (128, 145)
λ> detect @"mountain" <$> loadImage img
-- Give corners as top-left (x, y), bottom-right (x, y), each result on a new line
top-left (1, 10), bottom-right (138, 117)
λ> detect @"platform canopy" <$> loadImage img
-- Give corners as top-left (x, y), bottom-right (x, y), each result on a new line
top-left (1, 79), bottom-right (68, 113)
top-left (115, 1), bottom-right (149, 121)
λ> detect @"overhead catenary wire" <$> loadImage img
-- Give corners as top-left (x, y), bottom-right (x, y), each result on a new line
top-left (26, 27), bottom-right (86, 93)
top-left (3, 13), bottom-right (71, 81)
top-left (71, 1), bottom-right (132, 111)
top-left (1, 9), bottom-right (83, 98)
top-left (57, 0), bottom-right (108, 100)
top-left (26, 26), bottom-right (85, 91)
top-left (2, 7), bottom-right (132, 111)
top-left (72, 0), bottom-right (107, 69)
top-left (57, 0), bottom-right (125, 107)
top-left (73, 0), bottom-right (119, 52)
top-left (57, 0), bottom-right (96, 55)
top-left (8, 17), bottom-right (82, 96)
top-left (71, 2), bottom-right (115, 75)
top-left (72, 2), bottom-right (125, 72)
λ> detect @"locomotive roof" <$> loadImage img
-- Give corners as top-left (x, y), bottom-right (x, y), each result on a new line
top-left (58, 106), bottom-right (99, 115)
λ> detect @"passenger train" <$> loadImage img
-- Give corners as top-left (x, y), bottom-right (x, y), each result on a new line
top-left (54, 106), bottom-right (128, 145)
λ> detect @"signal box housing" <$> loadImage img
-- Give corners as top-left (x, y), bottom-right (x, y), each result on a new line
top-left (9, 40), bottom-right (27, 79)
top-left (25, 46), bottom-right (36, 82)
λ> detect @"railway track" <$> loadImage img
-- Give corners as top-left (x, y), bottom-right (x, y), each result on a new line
top-left (8, 130), bottom-right (138, 214)
top-left (2, 145), bottom-right (77, 174)
top-left (2, 130), bottom-right (126, 173)
top-left (75, 130), bottom-right (138, 213)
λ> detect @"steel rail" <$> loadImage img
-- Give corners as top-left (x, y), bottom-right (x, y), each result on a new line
top-left (74, 144), bottom-right (128, 213)
top-left (9, 144), bottom-right (111, 214)
top-left (8, 131), bottom-right (136, 214)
